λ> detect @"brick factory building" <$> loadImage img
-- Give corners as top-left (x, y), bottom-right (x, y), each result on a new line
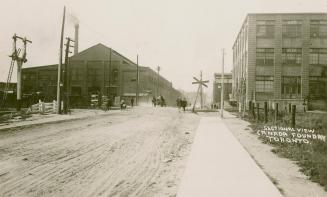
top-left (212, 73), bottom-right (233, 107)
top-left (232, 13), bottom-right (327, 111)
top-left (22, 43), bottom-right (181, 107)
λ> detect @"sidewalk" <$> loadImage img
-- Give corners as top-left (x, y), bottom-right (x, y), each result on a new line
top-left (177, 116), bottom-right (283, 197)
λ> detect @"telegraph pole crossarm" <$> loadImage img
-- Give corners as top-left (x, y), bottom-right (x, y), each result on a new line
top-left (63, 37), bottom-right (74, 114)
top-left (7, 34), bottom-right (32, 111)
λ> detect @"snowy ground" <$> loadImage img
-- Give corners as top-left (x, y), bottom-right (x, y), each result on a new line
top-left (0, 107), bottom-right (200, 197)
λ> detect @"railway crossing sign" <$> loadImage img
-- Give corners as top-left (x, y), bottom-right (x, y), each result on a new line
top-left (192, 77), bottom-right (209, 87)
top-left (192, 71), bottom-right (209, 112)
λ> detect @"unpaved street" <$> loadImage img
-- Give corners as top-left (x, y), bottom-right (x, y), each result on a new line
top-left (0, 107), bottom-right (200, 197)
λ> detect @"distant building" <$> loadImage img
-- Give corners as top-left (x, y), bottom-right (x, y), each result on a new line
top-left (232, 13), bottom-right (327, 110)
top-left (0, 82), bottom-right (17, 108)
top-left (22, 43), bottom-right (181, 107)
top-left (213, 73), bottom-right (232, 106)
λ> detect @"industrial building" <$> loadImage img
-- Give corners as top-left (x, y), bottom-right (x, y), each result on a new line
top-left (212, 73), bottom-right (233, 107)
top-left (22, 43), bottom-right (181, 107)
top-left (232, 13), bottom-right (327, 110)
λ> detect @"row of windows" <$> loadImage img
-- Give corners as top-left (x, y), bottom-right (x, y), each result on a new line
top-left (281, 76), bottom-right (301, 94)
top-left (282, 48), bottom-right (302, 65)
top-left (256, 48), bottom-right (327, 66)
top-left (255, 76), bottom-right (273, 93)
top-left (309, 48), bottom-right (327, 65)
top-left (256, 20), bottom-right (327, 38)
top-left (255, 76), bottom-right (303, 95)
top-left (256, 48), bottom-right (274, 66)
top-left (311, 20), bottom-right (327, 38)
top-left (309, 76), bottom-right (325, 98)
top-left (70, 69), bottom-right (119, 82)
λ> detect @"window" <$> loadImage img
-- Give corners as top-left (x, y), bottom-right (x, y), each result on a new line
top-left (282, 76), bottom-right (301, 95)
top-left (309, 48), bottom-right (327, 65)
top-left (282, 20), bottom-right (302, 38)
top-left (256, 48), bottom-right (274, 66)
top-left (309, 76), bottom-right (325, 99)
top-left (255, 76), bottom-right (273, 93)
top-left (282, 48), bottom-right (302, 65)
top-left (310, 20), bottom-right (327, 38)
top-left (112, 69), bottom-right (119, 83)
top-left (256, 20), bottom-right (275, 38)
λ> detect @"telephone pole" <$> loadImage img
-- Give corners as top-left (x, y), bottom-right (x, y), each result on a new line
top-left (57, 6), bottom-right (66, 114)
top-left (63, 37), bottom-right (74, 114)
top-left (200, 71), bottom-right (203, 109)
top-left (157, 66), bottom-right (160, 97)
top-left (136, 54), bottom-right (139, 105)
top-left (220, 49), bottom-right (225, 118)
top-left (9, 34), bottom-right (32, 111)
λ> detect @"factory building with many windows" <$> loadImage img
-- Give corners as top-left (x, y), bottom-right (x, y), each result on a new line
top-left (232, 13), bottom-right (327, 111)
top-left (22, 43), bottom-right (181, 107)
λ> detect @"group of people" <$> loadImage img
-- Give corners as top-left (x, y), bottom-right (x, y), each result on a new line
top-left (176, 97), bottom-right (188, 112)
top-left (152, 95), bottom-right (166, 107)
top-left (120, 97), bottom-right (134, 110)
top-left (110, 96), bottom-right (188, 111)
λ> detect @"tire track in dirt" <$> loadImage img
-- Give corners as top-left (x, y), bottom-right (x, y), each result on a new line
top-left (0, 107), bottom-right (200, 197)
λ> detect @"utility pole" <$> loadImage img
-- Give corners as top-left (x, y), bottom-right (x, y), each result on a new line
top-left (63, 37), bottom-right (74, 114)
top-left (200, 71), bottom-right (203, 109)
top-left (9, 35), bottom-right (32, 111)
top-left (136, 54), bottom-right (139, 105)
top-left (57, 6), bottom-right (66, 114)
top-left (157, 66), bottom-right (160, 97)
top-left (220, 49), bottom-right (225, 118)
top-left (108, 49), bottom-right (112, 97)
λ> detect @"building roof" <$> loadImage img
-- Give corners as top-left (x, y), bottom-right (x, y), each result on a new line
top-left (214, 73), bottom-right (232, 78)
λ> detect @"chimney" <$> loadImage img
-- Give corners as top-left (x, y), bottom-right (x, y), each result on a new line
top-left (74, 23), bottom-right (79, 55)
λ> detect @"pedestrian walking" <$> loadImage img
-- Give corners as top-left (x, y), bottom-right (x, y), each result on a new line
top-left (152, 97), bottom-right (157, 107)
top-left (160, 95), bottom-right (165, 107)
top-left (131, 97), bottom-right (134, 107)
top-left (106, 98), bottom-right (111, 111)
top-left (176, 97), bottom-right (182, 112)
top-left (181, 98), bottom-right (187, 112)
top-left (120, 99), bottom-right (126, 110)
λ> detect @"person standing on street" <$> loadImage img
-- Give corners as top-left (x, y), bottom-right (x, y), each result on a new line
top-left (181, 98), bottom-right (187, 112)
top-left (120, 99), bottom-right (126, 110)
top-left (131, 97), bottom-right (134, 107)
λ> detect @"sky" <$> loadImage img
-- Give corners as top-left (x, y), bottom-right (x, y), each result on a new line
top-left (0, 0), bottom-right (326, 97)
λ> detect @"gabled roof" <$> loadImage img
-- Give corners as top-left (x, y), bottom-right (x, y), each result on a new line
top-left (70, 43), bottom-right (137, 66)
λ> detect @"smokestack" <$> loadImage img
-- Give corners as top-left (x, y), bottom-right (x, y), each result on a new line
top-left (74, 23), bottom-right (79, 55)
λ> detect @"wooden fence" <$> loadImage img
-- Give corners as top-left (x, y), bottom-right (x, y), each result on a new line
top-left (249, 101), bottom-right (297, 128)
top-left (27, 100), bottom-right (57, 114)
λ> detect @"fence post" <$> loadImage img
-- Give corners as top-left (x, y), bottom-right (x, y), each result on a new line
top-left (249, 100), bottom-right (252, 117)
top-left (252, 103), bottom-right (255, 120)
top-left (39, 100), bottom-right (42, 113)
top-left (274, 102), bottom-right (278, 123)
top-left (264, 101), bottom-right (268, 123)
top-left (53, 100), bottom-right (56, 113)
top-left (256, 103), bottom-right (259, 122)
top-left (291, 105), bottom-right (296, 128)
top-left (41, 102), bottom-right (45, 114)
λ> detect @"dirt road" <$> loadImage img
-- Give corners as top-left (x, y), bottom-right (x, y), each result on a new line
top-left (0, 107), bottom-right (200, 197)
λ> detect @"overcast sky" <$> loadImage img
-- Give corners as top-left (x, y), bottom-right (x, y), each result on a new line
top-left (0, 0), bottom-right (326, 95)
